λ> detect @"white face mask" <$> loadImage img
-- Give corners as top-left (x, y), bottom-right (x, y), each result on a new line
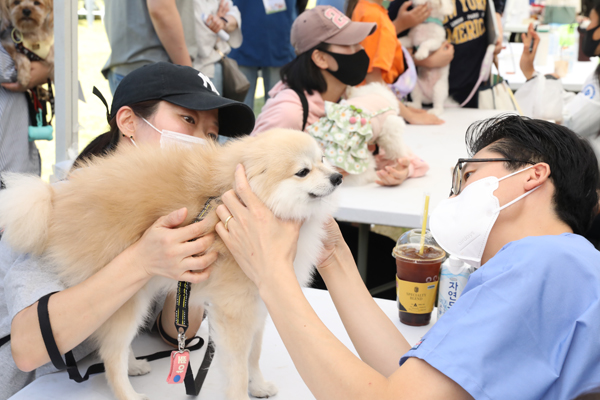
top-left (429, 166), bottom-right (539, 269)
top-left (142, 118), bottom-right (207, 148)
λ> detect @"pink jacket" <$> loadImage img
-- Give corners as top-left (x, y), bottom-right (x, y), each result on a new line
top-left (252, 81), bottom-right (428, 179)
top-left (252, 81), bottom-right (326, 135)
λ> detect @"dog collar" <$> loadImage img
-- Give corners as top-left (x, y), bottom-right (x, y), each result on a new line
top-left (192, 197), bottom-right (219, 223)
top-left (424, 17), bottom-right (444, 27)
top-left (8, 27), bottom-right (53, 61)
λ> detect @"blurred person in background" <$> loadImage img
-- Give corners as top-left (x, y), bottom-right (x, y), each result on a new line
top-left (102, 0), bottom-right (197, 94)
top-left (229, 0), bottom-right (298, 111)
top-left (388, 0), bottom-right (505, 108)
top-left (193, 0), bottom-right (242, 95)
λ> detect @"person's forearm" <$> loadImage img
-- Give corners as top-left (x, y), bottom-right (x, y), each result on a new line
top-left (147, 0), bottom-right (192, 67)
top-left (496, 13), bottom-right (503, 38)
top-left (11, 249), bottom-right (152, 371)
top-left (365, 68), bottom-right (386, 85)
top-left (319, 245), bottom-right (410, 376)
top-left (260, 272), bottom-right (390, 400)
top-left (394, 19), bottom-right (410, 35)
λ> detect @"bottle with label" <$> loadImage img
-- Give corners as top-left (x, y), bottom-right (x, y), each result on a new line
top-left (437, 257), bottom-right (473, 319)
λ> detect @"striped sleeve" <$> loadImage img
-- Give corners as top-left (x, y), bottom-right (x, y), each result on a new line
top-left (0, 44), bottom-right (40, 177)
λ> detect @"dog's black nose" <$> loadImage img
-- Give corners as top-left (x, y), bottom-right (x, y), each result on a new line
top-left (329, 173), bottom-right (343, 187)
top-left (22, 8), bottom-right (31, 16)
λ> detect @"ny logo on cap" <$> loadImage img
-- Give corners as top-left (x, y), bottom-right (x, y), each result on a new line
top-left (198, 71), bottom-right (220, 95)
top-left (324, 7), bottom-right (349, 29)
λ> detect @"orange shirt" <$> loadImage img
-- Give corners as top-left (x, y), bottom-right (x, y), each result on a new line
top-left (352, 0), bottom-right (405, 84)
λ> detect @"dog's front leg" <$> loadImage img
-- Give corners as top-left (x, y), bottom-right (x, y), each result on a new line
top-left (14, 54), bottom-right (31, 88)
top-left (413, 38), bottom-right (444, 61)
top-left (429, 64), bottom-right (450, 116)
top-left (409, 81), bottom-right (425, 109)
top-left (248, 303), bottom-right (278, 398)
top-left (208, 299), bottom-right (262, 400)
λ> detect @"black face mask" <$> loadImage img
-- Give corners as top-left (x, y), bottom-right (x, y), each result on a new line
top-left (321, 49), bottom-right (370, 86)
top-left (583, 25), bottom-right (600, 57)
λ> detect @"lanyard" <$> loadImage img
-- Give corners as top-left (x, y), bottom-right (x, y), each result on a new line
top-left (172, 197), bottom-right (218, 394)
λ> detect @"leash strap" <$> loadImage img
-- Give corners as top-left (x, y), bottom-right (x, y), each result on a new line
top-left (184, 338), bottom-right (215, 394)
top-left (36, 292), bottom-right (207, 383)
top-left (0, 334), bottom-right (10, 348)
top-left (46, 78), bottom-right (54, 122)
top-left (38, 292), bottom-right (67, 370)
top-left (174, 281), bottom-right (192, 340)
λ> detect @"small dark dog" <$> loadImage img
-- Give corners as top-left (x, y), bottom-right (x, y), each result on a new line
top-left (0, 0), bottom-right (53, 87)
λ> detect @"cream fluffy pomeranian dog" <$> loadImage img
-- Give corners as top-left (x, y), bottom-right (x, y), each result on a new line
top-left (0, 129), bottom-right (342, 400)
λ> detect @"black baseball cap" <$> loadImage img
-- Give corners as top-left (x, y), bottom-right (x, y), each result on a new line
top-left (109, 62), bottom-right (255, 138)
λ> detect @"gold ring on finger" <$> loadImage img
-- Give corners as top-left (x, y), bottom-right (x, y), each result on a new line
top-left (224, 215), bottom-right (234, 231)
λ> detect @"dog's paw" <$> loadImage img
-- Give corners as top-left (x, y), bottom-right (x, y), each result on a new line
top-left (128, 358), bottom-right (151, 376)
top-left (427, 108), bottom-right (444, 116)
top-left (413, 48), bottom-right (429, 61)
top-left (249, 380), bottom-right (278, 398)
top-left (405, 101), bottom-right (422, 109)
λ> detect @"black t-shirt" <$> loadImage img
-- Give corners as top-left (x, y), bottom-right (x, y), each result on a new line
top-left (389, 0), bottom-right (505, 104)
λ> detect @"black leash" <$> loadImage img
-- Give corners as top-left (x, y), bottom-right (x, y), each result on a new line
top-left (173, 197), bottom-right (218, 394)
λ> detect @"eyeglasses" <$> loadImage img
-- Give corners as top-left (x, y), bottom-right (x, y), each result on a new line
top-left (450, 158), bottom-right (536, 196)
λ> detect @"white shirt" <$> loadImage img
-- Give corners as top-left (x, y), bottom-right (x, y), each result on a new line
top-left (192, 0), bottom-right (242, 78)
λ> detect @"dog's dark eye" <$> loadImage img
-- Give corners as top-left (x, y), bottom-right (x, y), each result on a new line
top-left (295, 168), bottom-right (310, 178)
top-left (14, 0), bottom-right (20, 5)
top-left (33, 0), bottom-right (40, 4)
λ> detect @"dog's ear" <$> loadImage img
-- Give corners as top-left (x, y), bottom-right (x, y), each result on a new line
top-left (42, 0), bottom-right (53, 32)
top-left (0, 0), bottom-right (9, 31)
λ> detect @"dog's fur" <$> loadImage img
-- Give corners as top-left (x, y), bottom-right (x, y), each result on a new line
top-left (399, 0), bottom-right (453, 116)
top-left (341, 82), bottom-right (408, 186)
top-left (0, 0), bottom-right (54, 87)
top-left (0, 130), bottom-right (341, 400)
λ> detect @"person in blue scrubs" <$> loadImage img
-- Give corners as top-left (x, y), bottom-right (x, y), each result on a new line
top-left (213, 114), bottom-right (600, 399)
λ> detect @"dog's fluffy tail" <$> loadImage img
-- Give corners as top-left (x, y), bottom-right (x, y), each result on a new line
top-left (0, 173), bottom-right (53, 255)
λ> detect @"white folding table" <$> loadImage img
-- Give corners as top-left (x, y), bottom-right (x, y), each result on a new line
top-left (9, 288), bottom-right (434, 400)
top-left (497, 42), bottom-right (597, 92)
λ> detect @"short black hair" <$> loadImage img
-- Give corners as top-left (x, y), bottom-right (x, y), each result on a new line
top-left (465, 114), bottom-right (600, 235)
top-left (280, 43), bottom-right (330, 95)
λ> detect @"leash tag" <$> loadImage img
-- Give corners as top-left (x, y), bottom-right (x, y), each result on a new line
top-left (167, 349), bottom-right (190, 384)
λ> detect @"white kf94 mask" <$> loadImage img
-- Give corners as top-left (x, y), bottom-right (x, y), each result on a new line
top-left (429, 166), bottom-right (539, 269)
top-left (143, 118), bottom-right (207, 148)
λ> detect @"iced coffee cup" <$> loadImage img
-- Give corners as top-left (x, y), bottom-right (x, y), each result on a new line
top-left (392, 229), bottom-right (446, 326)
